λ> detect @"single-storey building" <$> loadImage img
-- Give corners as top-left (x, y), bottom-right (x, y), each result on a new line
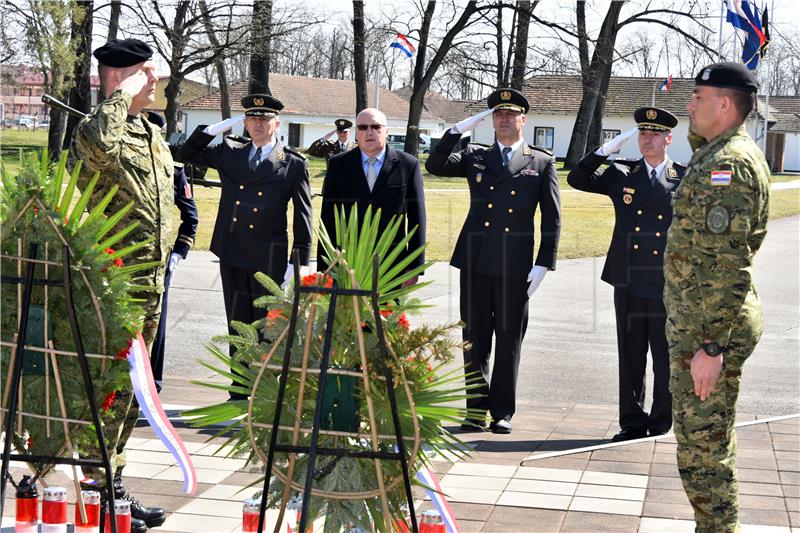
top-left (181, 74), bottom-right (443, 148)
top-left (469, 75), bottom-right (794, 171)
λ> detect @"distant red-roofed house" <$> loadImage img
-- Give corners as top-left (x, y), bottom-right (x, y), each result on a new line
top-left (180, 74), bottom-right (444, 148)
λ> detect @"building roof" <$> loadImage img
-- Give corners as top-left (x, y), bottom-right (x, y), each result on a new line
top-left (149, 77), bottom-right (214, 111)
top-left (2, 64), bottom-right (99, 87)
top-left (393, 86), bottom-right (476, 123)
top-left (760, 96), bottom-right (800, 132)
top-left (183, 74), bottom-right (440, 122)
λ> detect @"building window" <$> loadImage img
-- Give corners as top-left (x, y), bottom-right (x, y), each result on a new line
top-left (534, 127), bottom-right (554, 149)
top-left (601, 129), bottom-right (621, 144)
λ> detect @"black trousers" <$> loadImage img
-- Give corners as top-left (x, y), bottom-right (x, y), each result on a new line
top-left (149, 264), bottom-right (174, 392)
top-left (460, 270), bottom-right (529, 421)
top-left (220, 263), bottom-right (271, 399)
top-left (613, 288), bottom-right (672, 434)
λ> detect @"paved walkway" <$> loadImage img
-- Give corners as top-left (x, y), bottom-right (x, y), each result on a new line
top-left (3, 376), bottom-right (798, 532)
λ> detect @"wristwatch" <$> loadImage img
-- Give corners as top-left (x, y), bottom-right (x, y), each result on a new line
top-left (702, 341), bottom-right (729, 357)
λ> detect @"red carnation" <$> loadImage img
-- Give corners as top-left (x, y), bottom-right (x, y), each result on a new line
top-left (266, 308), bottom-right (284, 323)
top-left (101, 391), bottom-right (116, 412)
top-left (301, 273), bottom-right (319, 286)
top-left (398, 313), bottom-right (410, 330)
top-left (26, 436), bottom-right (33, 448)
top-left (115, 339), bottom-right (133, 360)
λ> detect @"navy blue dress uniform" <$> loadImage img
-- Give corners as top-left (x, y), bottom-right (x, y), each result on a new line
top-left (426, 88), bottom-right (561, 428)
top-left (178, 94), bottom-right (312, 399)
top-left (143, 112), bottom-right (199, 391)
top-left (317, 144), bottom-right (426, 272)
top-left (567, 107), bottom-right (684, 440)
top-left (307, 118), bottom-right (358, 166)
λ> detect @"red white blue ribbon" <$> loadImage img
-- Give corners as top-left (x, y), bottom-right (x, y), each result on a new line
top-left (416, 466), bottom-right (461, 533)
top-left (126, 333), bottom-right (197, 495)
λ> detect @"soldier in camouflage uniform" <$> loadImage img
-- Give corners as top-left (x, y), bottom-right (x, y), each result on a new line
top-left (70, 38), bottom-right (170, 531)
top-left (664, 62), bottom-right (770, 533)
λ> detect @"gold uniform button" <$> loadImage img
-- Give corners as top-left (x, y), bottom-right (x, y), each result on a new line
top-left (653, 250), bottom-right (659, 255)
top-left (258, 191), bottom-right (263, 197)
top-left (239, 185), bottom-right (245, 190)
top-left (658, 214), bottom-right (663, 220)
top-left (504, 227), bottom-right (510, 233)
top-left (484, 221), bottom-right (490, 227)
top-left (656, 232), bottom-right (662, 237)
top-left (249, 224), bottom-right (254, 229)
top-left (511, 190), bottom-right (516, 196)
top-left (508, 208), bottom-right (513, 213)
top-left (490, 186), bottom-right (495, 191)
top-left (637, 210), bottom-right (643, 215)
top-left (488, 203), bottom-right (493, 209)
top-left (253, 208), bottom-right (258, 213)
top-left (635, 227), bottom-right (640, 232)
top-left (233, 217), bottom-right (238, 222)
top-left (633, 244), bottom-right (639, 250)
top-left (235, 200), bottom-right (241, 205)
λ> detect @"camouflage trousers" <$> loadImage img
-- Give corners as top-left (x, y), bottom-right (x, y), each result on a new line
top-left (670, 342), bottom-right (755, 533)
top-left (84, 291), bottom-right (162, 486)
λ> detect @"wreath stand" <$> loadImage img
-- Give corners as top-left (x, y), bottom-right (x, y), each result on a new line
top-left (0, 241), bottom-right (118, 532)
top-left (247, 252), bottom-right (420, 533)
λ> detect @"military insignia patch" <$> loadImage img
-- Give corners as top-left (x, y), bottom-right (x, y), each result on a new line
top-left (184, 183), bottom-right (192, 199)
top-left (711, 170), bottom-right (732, 186)
top-left (706, 205), bottom-right (730, 234)
top-left (276, 148), bottom-right (285, 161)
top-left (623, 187), bottom-right (635, 194)
top-left (702, 69), bottom-right (711, 80)
top-left (632, 165), bottom-right (641, 173)
top-left (623, 194), bottom-right (633, 205)
top-left (667, 167), bottom-right (677, 178)
top-left (520, 169), bottom-right (539, 176)
top-left (476, 173), bottom-right (482, 183)
top-left (646, 109), bottom-right (657, 120)
top-left (500, 90), bottom-right (511, 101)
top-left (254, 97), bottom-right (264, 106)
top-left (474, 163), bottom-right (486, 170)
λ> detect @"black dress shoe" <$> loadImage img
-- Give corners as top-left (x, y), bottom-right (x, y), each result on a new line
top-left (88, 485), bottom-right (148, 533)
top-left (648, 427), bottom-right (669, 437)
top-left (459, 418), bottom-right (486, 431)
top-left (489, 418), bottom-right (512, 434)
top-left (114, 471), bottom-right (167, 528)
top-left (611, 428), bottom-right (648, 442)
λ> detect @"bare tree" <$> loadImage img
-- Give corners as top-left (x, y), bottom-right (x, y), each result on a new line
top-left (199, 0), bottom-right (231, 120)
top-left (249, 0), bottom-right (272, 94)
top-left (510, 1), bottom-right (536, 90)
top-left (353, 0), bottom-right (368, 113)
top-left (62, 0), bottom-right (92, 150)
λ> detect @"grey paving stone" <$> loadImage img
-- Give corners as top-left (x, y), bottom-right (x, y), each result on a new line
top-left (559, 511), bottom-right (640, 532)
top-left (738, 508), bottom-right (790, 527)
top-left (642, 500), bottom-right (696, 520)
top-left (585, 460), bottom-right (651, 476)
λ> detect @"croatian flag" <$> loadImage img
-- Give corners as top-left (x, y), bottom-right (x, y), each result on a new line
top-left (416, 467), bottom-right (461, 533)
top-left (726, 0), bottom-right (767, 69)
top-left (390, 33), bottom-right (416, 58)
top-left (659, 75), bottom-right (673, 92)
top-left (126, 333), bottom-right (198, 494)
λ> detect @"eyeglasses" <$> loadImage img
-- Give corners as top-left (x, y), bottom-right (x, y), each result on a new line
top-left (356, 124), bottom-right (385, 131)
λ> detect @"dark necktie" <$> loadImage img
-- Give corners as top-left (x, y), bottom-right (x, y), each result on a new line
top-left (366, 157), bottom-right (378, 191)
top-left (249, 147), bottom-right (262, 171)
top-left (502, 146), bottom-right (511, 166)
top-left (650, 168), bottom-right (657, 185)
top-left (340, 142), bottom-right (347, 152)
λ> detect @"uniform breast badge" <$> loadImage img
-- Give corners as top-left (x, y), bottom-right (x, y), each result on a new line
top-left (623, 187), bottom-right (635, 205)
top-left (476, 173), bottom-right (482, 183)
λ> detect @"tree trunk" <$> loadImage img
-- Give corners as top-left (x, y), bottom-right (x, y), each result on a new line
top-left (200, 0), bottom-right (231, 120)
top-left (164, 1), bottom-right (189, 137)
top-left (249, 0), bottom-right (273, 95)
top-left (404, 0), bottom-right (481, 156)
top-left (63, 0), bottom-right (93, 150)
top-left (47, 108), bottom-right (66, 161)
top-left (587, 64), bottom-right (612, 151)
top-left (99, 0), bottom-right (122, 102)
top-left (352, 0), bottom-right (368, 113)
top-left (495, 5), bottom-right (504, 87)
top-left (510, 1), bottom-right (533, 90)
top-left (164, 75), bottom-right (183, 142)
top-left (563, 1), bottom-right (623, 168)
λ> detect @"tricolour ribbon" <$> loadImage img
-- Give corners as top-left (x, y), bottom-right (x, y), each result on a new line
top-left (416, 466), bottom-right (461, 533)
top-left (126, 333), bottom-right (197, 494)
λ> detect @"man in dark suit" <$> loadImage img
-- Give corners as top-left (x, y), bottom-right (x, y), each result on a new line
top-left (143, 111), bottom-right (199, 393)
top-left (426, 88), bottom-right (561, 434)
top-left (179, 94), bottom-right (312, 400)
top-left (307, 118), bottom-right (358, 167)
top-left (567, 107), bottom-right (685, 441)
top-left (318, 108), bottom-right (425, 279)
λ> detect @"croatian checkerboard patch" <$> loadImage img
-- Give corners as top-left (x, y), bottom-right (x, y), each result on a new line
top-left (711, 170), bottom-right (732, 186)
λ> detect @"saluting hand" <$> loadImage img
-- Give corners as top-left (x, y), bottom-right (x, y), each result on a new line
top-left (595, 127), bottom-right (638, 157)
top-left (117, 70), bottom-right (149, 98)
top-left (690, 346), bottom-right (724, 401)
top-left (451, 109), bottom-right (494, 134)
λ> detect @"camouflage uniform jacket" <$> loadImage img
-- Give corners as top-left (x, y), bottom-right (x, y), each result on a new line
top-left (70, 90), bottom-right (174, 294)
top-left (307, 138), bottom-right (357, 166)
top-left (664, 123), bottom-right (770, 356)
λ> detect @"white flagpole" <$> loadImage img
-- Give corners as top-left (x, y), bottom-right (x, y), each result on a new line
top-left (761, 0), bottom-right (773, 156)
top-left (718, 0), bottom-right (725, 60)
top-left (374, 52), bottom-right (382, 110)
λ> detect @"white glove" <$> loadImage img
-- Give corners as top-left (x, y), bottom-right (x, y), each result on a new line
top-left (167, 252), bottom-right (182, 273)
top-left (203, 114), bottom-right (245, 136)
top-left (595, 127), bottom-right (638, 157)
top-left (280, 263), bottom-right (310, 289)
top-left (321, 129), bottom-right (337, 141)
top-left (451, 109), bottom-right (494, 134)
top-left (526, 265), bottom-right (548, 298)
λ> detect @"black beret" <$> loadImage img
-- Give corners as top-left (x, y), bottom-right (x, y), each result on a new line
top-left (241, 94), bottom-right (283, 116)
top-left (487, 87), bottom-right (529, 114)
top-left (93, 38), bottom-right (153, 68)
top-left (335, 118), bottom-right (353, 131)
top-left (695, 62), bottom-right (759, 93)
top-left (144, 111), bottom-right (165, 129)
top-left (633, 107), bottom-right (678, 132)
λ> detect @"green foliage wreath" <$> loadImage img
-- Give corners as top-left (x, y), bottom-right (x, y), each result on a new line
top-left (1, 151), bottom-right (151, 477)
top-left (186, 206), bottom-right (481, 532)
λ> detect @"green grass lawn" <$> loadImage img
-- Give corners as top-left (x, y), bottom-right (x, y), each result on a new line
top-left (3, 130), bottom-right (797, 261)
